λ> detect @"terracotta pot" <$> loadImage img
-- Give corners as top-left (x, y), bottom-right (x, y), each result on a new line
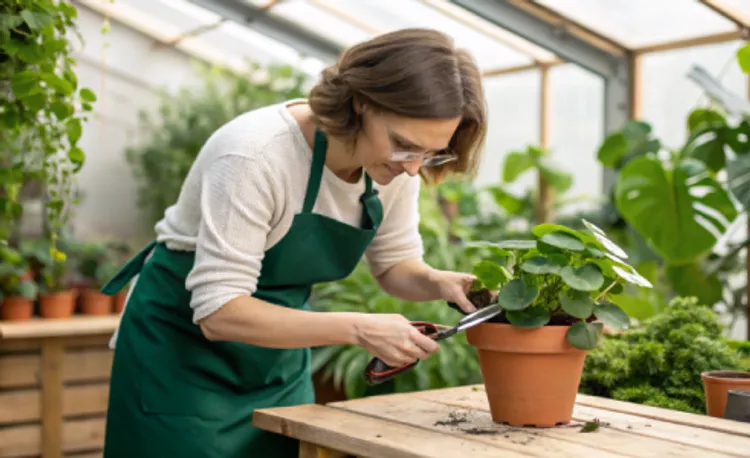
top-left (79, 290), bottom-right (112, 315)
top-left (0, 296), bottom-right (34, 321)
top-left (39, 290), bottom-right (77, 319)
top-left (466, 322), bottom-right (587, 427)
top-left (113, 291), bottom-right (127, 314)
top-left (702, 370), bottom-right (750, 418)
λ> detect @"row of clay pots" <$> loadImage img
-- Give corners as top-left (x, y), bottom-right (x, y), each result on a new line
top-left (0, 289), bottom-right (127, 321)
top-left (466, 323), bottom-right (750, 426)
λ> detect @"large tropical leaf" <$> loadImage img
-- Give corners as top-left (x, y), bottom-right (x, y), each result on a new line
top-left (727, 153), bottom-right (750, 213)
top-left (597, 121), bottom-right (661, 169)
top-left (614, 156), bottom-right (738, 264)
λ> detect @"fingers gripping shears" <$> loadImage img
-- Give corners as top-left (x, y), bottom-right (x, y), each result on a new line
top-left (363, 302), bottom-right (502, 385)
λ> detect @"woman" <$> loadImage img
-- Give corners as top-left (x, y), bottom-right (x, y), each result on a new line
top-left (101, 28), bottom-right (487, 457)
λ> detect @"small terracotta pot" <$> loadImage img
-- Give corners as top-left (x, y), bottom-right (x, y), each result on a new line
top-left (0, 297), bottom-right (35, 321)
top-left (467, 322), bottom-right (587, 427)
top-left (79, 289), bottom-right (112, 315)
top-left (113, 291), bottom-right (127, 314)
top-left (39, 290), bottom-right (77, 319)
top-left (702, 370), bottom-right (750, 418)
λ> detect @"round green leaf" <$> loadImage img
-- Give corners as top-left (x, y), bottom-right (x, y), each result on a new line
top-left (80, 88), bottom-right (97, 102)
top-left (560, 263), bottom-right (604, 291)
top-left (471, 260), bottom-right (509, 290)
top-left (559, 290), bottom-right (595, 319)
top-left (615, 157), bottom-right (738, 265)
top-left (594, 302), bottom-right (630, 331)
top-left (506, 307), bottom-right (550, 328)
top-left (18, 279), bottom-right (39, 300)
top-left (582, 219), bottom-right (628, 259)
top-left (566, 322), bottom-right (603, 350)
top-left (497, 278), bottom-right (538, 311)
top-left (540, 231), bottom-right (584, 251)
top-left (520, 255), bottom-right (566, 275)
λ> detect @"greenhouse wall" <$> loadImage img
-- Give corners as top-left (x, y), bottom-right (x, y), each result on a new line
top-left (67, 6), bottom-right (204, 243)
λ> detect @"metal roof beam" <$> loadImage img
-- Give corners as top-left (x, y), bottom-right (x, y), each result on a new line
top-left (186, 0), bottom-right (343, 62)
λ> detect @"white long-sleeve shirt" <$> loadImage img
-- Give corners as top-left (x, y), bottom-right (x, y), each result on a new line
top-left (152, 100), bottom-right (424, 323)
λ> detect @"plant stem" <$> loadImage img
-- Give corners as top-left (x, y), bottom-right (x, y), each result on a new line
top-left (596, 281), bottom-right (618, 302)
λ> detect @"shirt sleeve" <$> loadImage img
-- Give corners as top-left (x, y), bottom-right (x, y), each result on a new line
top-left (184, 153), bottom-right (277, 323)
top-left (365, 174), bottom-right (425, 277)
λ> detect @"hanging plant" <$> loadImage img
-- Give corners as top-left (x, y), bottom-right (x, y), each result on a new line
top-left (0, 1), bottom-right (97, 245)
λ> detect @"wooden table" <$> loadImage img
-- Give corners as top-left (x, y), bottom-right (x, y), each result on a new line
top-left (0, 315), bottom-right (120, 458)
top-left (254, 384), bottom-right (750, 458)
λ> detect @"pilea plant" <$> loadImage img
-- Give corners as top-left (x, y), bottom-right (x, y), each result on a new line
top-left (465, 219), bottom-right (653, 350)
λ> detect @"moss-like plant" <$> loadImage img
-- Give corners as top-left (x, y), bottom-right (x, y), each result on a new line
top-left (465, 219), bottom-right (653, 350)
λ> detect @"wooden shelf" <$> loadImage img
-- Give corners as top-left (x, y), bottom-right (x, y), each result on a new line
top-left (0, 315), bottom-right (120, 340)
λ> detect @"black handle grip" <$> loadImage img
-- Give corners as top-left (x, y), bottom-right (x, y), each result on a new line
top-left (447, 300), bottom-right (468, 315)
top-left (362, 321), bottom-right (458, 386)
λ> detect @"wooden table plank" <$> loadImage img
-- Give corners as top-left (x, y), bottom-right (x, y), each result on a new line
top-left (576, 393), bottom-right (750, 437)
top-left (329, 395), bottom-right (629, 457)
top-left (411, 386), bottom-right (750, 457)
top-left (253, 403), bottom-right (529, 458)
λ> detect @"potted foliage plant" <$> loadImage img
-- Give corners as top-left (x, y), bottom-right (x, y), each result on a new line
top-left (463, 219), bottom-right (652, 427)
top-left (0, 246), bottom-right (39, 321)
top-left (21, 237), bottom-right (77, 319)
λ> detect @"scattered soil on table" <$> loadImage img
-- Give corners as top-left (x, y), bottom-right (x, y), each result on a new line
top-left (434, 410), bottom-right (469, 426)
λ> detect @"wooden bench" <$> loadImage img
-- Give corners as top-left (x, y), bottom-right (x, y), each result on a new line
top-left (0, 315), bottom-right (120, 458)
top-left (254, 384), bottom-right (750, 457)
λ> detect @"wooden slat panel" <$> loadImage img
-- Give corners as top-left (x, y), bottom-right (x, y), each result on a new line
top-left (576, 393), bottom-right (750, 437)
top-left (254, 404), bottom-right (527, 458)
top-left (0, 389), bottom-right (39, 424)
top-left (0, 339), bottom-right (42, 353)
top-left (0, 424), bottom-right (40, 458)
top-left (62, 418), bottom-right (106, 453)
top-left (63, 385), bottom-right (109, 417)
top-left (64, 453), bottom-right (103, 458)
top-left (0, 354), bottom-right (40, 389)
top-left (42, 340), bottom-right (64, 458)
top-left (409, 386), bottom-right (748, 457)
top-left (0, 383), bottom-right (109, 425)
top-left (63, 350), bottom-right (112, 383)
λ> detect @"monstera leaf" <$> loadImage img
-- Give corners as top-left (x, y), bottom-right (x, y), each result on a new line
top-left (597, 121), bottom-right (661, 169)
top-left (614, 156), bottom-right (738, 265)
top-left (727, 153), bottom-right (750, 213)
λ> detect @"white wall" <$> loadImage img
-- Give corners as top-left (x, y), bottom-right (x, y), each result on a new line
top-left (67, 5), bottom-right (203, 245)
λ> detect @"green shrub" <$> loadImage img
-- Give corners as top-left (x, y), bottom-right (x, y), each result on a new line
top-left (580, 296), bottom-right (743, 413)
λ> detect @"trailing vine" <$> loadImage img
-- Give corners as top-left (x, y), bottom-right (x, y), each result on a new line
top-left (0, 1), bottom-right (97, 246)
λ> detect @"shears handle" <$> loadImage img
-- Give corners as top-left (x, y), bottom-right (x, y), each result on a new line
top-left (363, 321), bottom-right (455, 386)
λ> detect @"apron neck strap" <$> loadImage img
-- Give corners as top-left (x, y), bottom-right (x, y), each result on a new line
top-left (302, 128), bottom-right (327, 213)
top-left (303, 128), bottom-right (379, 218)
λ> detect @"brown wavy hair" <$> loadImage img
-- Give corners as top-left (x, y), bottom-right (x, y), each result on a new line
top-left (308, 28), bottom-right (487, 184)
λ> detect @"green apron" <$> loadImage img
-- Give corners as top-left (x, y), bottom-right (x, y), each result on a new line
top-left (100, 128), bottom-right (383, 458)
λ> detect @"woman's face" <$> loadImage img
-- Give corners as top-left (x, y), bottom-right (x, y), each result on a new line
top-left (354, 107), bottom-right (461, 185)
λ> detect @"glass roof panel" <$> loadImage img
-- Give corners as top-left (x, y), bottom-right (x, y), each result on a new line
top-left (537, 0), bottom-right (738, 49)
top-left (194, 21), bottom-right (304, 67)
top-left (270, 0), bottom-right (373, 47)
top-left (268, 0), bottom-right (533, 72)
top-left (139, 0), bottom-right (220, 32)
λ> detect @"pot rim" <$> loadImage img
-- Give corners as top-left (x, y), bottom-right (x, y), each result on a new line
top-left (701, 370), bottom-right (750, 381)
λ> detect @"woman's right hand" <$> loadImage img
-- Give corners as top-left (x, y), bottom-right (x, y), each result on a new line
top-left (353, 313), bottom-right (440, 367)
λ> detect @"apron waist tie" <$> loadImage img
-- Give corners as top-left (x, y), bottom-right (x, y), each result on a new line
top-left (101, 240), bottom-right (157, 295)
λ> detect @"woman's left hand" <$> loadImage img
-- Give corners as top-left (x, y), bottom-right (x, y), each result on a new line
top-left (430, 270), bottom-right (478, 313)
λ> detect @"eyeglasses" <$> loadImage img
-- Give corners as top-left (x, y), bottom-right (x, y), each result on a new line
top-left (390, 151), bottom-right (457, 167)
